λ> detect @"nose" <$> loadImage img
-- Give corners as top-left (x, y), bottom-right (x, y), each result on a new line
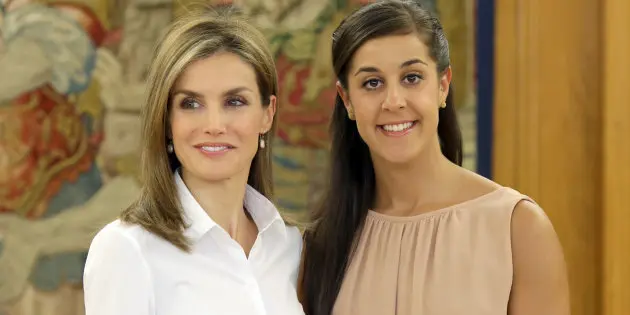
top-left (382, 84), bottom-right (406, 111)
top-left (203, 104), bottom-right (227, 136)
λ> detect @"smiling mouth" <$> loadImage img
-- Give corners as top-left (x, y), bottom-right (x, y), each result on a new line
top-left (199, 146), bottom-right (232, 152)
top-left (194, 144), bottom-right (236, 156)
top-left (378, 120), bottom-right (418, 135)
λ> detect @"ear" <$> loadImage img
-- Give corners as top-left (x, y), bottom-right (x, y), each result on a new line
top-left (261, 95), bottom-right (277, 133)
top-left (336, 81), bottom-right (354, 119)
top-left (439, 66), bottom-right (453, 104)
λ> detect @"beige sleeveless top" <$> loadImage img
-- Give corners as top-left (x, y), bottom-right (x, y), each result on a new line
top-left (332, 187), bottom-right (531, 315)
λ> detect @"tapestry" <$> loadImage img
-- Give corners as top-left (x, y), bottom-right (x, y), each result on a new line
top-left (0, 0), bottom-right (475, 313)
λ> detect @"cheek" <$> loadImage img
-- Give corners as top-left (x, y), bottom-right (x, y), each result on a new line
top-left (410, 91), bottom-right (440, 120)
top-left (169, 111), bottom-right (197, 143)
top-left (419, 102), bottom-right (439, 119)
top-left (231, 111), bottom-right (264, 140)
top-left (353, 107), bottom-right (379, 136)
top-left (352, 105), bottom-right (381, 143)
top-left (349, 93), bottom-right (380, 123)
top-left (354, 110), bottom-right (375, 129)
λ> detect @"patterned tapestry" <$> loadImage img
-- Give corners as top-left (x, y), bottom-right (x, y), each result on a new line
top-left (0, 0), bottom-right (474, 313)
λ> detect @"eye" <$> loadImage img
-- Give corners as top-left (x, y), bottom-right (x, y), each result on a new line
top-left (181, 97), bottom-right (201, 109)
top-left (362, 78), bottom-right (383, 90)
top-left (226, 96), bottom-right (248, 107)
top-left (402, 73), bottom-right (423, 85)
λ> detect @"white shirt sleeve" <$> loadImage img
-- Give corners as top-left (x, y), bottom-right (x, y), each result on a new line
top-left (83, 223), bottom-right (154, 315)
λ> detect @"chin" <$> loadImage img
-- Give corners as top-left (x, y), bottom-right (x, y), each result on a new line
top-left (183, 161), bottom-right (241, 182)
top-left (204, 164), bottom-right (244, 181)
top-left (198, 171), bottom-right (233, 182)
top-left (369, 138), bottom-right (427, 164)
top-left (373, 149), bottom-right (421, 165)
top-left (178, 147), bottom-right (255, 182)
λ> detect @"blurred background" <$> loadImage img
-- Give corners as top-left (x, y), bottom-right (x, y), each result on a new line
top-left (0, 0), bottom-right (627, 314)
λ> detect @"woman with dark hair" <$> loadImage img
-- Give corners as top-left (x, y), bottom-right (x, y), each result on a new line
top-left (300, 1), bottom-right (569, 315)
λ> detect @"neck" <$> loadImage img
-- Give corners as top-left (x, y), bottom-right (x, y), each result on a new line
top-left (180, 168), bottom-right (252, 239)
top-left (372, 137), bottom-right (455, 213)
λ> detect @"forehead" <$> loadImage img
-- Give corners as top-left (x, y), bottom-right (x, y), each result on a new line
top-left (350, 34), bottom-right (433, 71)
top-left (175, 52), bottom-right (259, 92)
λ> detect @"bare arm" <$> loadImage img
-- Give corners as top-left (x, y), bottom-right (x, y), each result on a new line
top-left (508, 200), bottom-right (571, 315)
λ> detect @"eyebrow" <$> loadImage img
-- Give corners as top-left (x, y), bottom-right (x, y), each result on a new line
top-left (172, 86), bottom-right (253, 98)
top-left (353, 58), bottom-right (428, 76)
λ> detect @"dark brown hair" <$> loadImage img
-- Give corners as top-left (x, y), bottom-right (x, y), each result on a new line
top-left (120, 8), bottom-right (278, 252)
top-left (300, 1), bottom-right (462, 314)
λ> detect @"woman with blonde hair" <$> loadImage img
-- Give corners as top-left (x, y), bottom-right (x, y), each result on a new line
top-left (83, 8), bottom-right (305, 315)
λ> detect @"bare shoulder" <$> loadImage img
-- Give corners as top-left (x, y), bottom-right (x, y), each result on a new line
top-left (511, 200), bottom-right (560, 256)
top-left (508, 200), bottom-right (570, 315)
top-left (454, 166), bottom-right (503, 196)
top-left (511, 200), bottom-right (555, 237)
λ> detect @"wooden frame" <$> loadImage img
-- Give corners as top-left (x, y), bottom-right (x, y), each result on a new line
top-left (602, 0), bottom-right (630, 313)
top-left (494, 0), bottom-right (602, 313)
top-left (494, 0), bottom-right (630, 314)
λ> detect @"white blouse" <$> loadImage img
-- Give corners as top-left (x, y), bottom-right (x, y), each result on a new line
top-left (83, 172), bottom-right (305, 315)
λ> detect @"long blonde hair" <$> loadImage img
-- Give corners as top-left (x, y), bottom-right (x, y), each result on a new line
top-left (120, 7), bottom-right (279, 252)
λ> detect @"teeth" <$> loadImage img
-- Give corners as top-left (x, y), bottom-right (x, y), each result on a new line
top-left (201, 146), bottom-right (228, 152)
top-left (382, 122), bottom-right (414, 132)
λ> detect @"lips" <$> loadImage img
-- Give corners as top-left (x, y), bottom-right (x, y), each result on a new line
top-left (193, 143), bottom-right (235, 149)
top-left (377, 120), bottom-right (418, 137)
top-left (381, 121), bottom-right (415, 132)
top-left (193, 143), bottom-right (235, 156)
top-left (199, 145), bottom-right (230, 152)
